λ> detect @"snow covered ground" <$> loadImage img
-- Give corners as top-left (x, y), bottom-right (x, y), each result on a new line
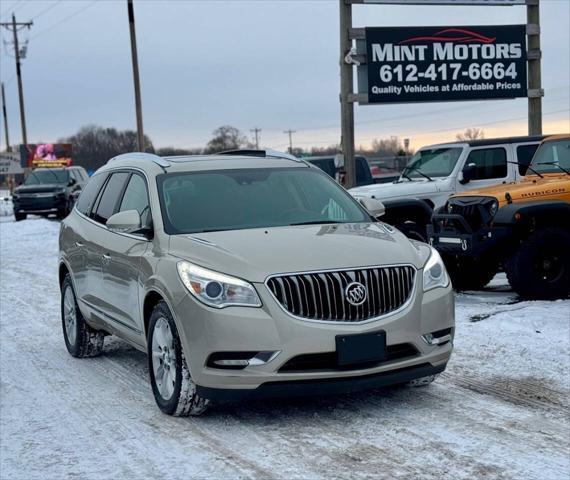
top-left (1, 217), bottom-right (569, 480)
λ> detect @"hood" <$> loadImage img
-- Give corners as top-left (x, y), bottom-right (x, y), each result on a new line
top-left (452, 174), bottom-right (570, 206)
top-left (349, 179), bottom-right (444, 201)
top-left (14, 184), bottom-right (65, 194)
top-left (168, 223), bottom-right (430, 283)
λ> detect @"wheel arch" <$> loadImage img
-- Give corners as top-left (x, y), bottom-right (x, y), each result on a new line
top-left (494, 201), bottom-right (570, 231)
top-left (382, 198), bottom-right (434, 226)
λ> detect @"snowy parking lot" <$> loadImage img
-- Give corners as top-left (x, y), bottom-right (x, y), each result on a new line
top-left (1, 216), bottom-right (569, 480)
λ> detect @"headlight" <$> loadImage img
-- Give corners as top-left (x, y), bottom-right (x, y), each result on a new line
top-left (488, 200), bottom-right (498, 217)
top-left (446, 202), bottom-right (453, 213)
top-left (423, 247), bottom-right (450, 291)
top-left (177, 261), bottom-right (262, 308)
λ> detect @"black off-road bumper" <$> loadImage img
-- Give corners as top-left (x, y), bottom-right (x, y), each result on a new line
top-left (196, 362), bottom-right (447, 402)
top-left (428, 213), bottom-right (511, 257)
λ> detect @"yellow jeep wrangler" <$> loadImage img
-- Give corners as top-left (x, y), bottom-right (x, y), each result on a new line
top-left (429, 134), bottom-right (570, 299)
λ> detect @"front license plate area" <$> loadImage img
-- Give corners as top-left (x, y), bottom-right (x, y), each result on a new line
top-left (336, 331), bottom-right (386, 366)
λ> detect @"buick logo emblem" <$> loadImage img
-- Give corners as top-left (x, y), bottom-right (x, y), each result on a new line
top-left (345, 282), bottom-right (367, 306)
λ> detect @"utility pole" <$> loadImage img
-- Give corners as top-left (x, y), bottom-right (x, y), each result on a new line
top-left (283, 129), bottom-right (296, 154)
top-left (250, 127), bottom-right (261, 149)
top-left (0, 15), bottom-right (32, 149)
top-left (127, 0), bottom-right (145, 151)
top-left (339, 0), bottom-right (355, 188)
top-left (1, 82), bottom-right (10, 152)
top-left (527, 0), bottom-right (542, 135)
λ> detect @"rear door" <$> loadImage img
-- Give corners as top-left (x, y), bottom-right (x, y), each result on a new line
top-left (68, 172), bottom-right (108, 304)
top-left (457, 146), bottom-right (510, 193)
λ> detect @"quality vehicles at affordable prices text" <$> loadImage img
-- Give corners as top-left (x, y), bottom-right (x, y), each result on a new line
top-left (429, 135), bottom-right (570, 299)
top-left (349, 136), bottom-right (544, 241)
top-left (58, 150), bottom-right (454, 415)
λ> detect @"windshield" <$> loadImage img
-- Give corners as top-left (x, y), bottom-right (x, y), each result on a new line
top-left (403, 147), bottom-right (463, 179)
top-left (530, 139), bottom-right (570, 174)
top-left (25, 169), bottom-right (69, 185)
top-left (157, 167), bottom-right (370, 234)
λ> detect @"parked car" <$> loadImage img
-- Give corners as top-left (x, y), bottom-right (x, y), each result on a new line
top-left (12, 166), bottom-right (88, 221)
top-left (349, 136), bottom-right (545, 241)
top-left (305, 155), bottom-right (375, 187)
top-left (369, 161), bottom-right (401, 184)
top-left (428, 134), bottom-right (570, 299)
top-left (59, 150), bottom-right (454, 416)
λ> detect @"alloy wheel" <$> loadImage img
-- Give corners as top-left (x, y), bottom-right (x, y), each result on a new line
top-left (151, 317), bottom-right (177, 401)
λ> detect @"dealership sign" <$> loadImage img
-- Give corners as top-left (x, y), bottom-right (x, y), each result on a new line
top-left (20, 143), bottom-right (73, 168)
top-left (362, 25), bottom-right (527, 103)
top-left (0, 151), bottom-right (23, 175)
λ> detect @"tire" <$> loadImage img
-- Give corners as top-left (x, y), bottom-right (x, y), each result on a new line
top-left (61, 274), bottom-right (105, 358)
top-left (14, 211), bottom-right (26, 222)
top-left (397, 221), bottom-right (428, 242)
top-left (443, 255), bottom-right (497, 291)
top-left (147, 301), bottom-right (209, 416)
top-left (505, 228), bottom-right (570, 300)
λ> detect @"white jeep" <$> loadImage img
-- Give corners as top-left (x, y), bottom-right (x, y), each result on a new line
top-left (349, 135), bottom-right (545, 241)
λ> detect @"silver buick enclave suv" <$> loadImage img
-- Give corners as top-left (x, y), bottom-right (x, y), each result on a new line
top-left (59, 150), bottom-right (454, 416)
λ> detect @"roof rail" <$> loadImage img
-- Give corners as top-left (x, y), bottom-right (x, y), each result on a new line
top-left (217, 149), bottom-right (302, 162)
top-left (108, 152), bottom-right (171, 168)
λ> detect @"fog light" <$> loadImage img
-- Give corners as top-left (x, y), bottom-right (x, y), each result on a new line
top-left (207, 351), bottom-right (281, 370)
top-left (213, 359), bottom-right (250, 367)
top-left (422, 328), bottom-right (452, 346)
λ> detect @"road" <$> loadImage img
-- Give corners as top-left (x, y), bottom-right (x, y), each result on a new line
top-left (1, 217), bottom-right (569, 480)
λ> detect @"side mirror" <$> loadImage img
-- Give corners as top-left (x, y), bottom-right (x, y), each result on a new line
top-left (106, 210), bottom-right (141, 233)
top-left (460, 162), bottom-right (476, 184)
top-left (68, 177), bottom-right (77, 186)
top-left (359, 197), bottom-right (385, 218)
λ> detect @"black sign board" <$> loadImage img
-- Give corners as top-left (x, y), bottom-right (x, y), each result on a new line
top-left (364, 25), bottom-right (527, 103)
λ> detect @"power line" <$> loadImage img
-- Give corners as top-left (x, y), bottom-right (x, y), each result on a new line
top-left (30, 0), bottom-right (98, 40)
top-left (0, 1), bottom-right (27, 19)
top-left (31, 0), bottom-right (64, 21)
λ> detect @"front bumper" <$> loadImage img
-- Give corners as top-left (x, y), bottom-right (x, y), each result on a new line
top-left (13, 194), bottom-right (66, 214)
top-left (172, 274), bottom-right (454, 399)
top-left (428, 213), bottom-right (510, 257)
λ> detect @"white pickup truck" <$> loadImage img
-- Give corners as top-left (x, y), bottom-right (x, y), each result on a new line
top-left (349, 135), bottom-right (545, 240)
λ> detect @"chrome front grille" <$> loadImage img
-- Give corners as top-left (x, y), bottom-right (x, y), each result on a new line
top-left (266, 265), bottom-right (416, 322)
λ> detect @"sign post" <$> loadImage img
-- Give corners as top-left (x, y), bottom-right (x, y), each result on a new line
top-left (339, 0), bottom-right (542, 188)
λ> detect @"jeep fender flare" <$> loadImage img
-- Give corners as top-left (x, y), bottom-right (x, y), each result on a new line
top-left (494, 200), bottom-right (570, 227)
top-left (381, 198), bottom-right (434, 227)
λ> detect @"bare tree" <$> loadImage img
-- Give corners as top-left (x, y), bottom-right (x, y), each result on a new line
top-left (456, 128), bottom-right (485, 141)
top-left (204, 125), bottom-right (249, 154)
top-left (367, 136), bottom-right (405, 157)
top-left (156, 146), bottom-right (204, 156)
top-left (59, 125), bottom-right (154, 172)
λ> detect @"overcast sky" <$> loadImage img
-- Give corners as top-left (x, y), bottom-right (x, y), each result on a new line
top-left (0, 0), bottom-right (568, 152)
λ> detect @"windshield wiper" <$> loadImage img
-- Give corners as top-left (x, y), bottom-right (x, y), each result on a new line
top-left (402, 166), bottom-right (433, 181)
top-left (400, 171), bottom-right (414, 182)
top-left (537, 162), bottom-right (570, 176)
top-left (289, 220), bottom-right (344, 226)
top-left (507, 161), bottom-right (544, 178)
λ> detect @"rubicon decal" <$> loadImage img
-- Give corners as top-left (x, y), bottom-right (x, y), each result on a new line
top-left (362, 25), bottom-right (527, 104)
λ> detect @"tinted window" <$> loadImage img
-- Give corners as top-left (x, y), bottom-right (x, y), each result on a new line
top-left (466, 148), bottom-right (507, 180)
top-left (92, 172), bottom-right (129, 224)
top-left (25, 169), bottom-right (68, 185)
top-left (119, 174), bottom-right (151, 226)
top-left (516, 144), bottom-right (540, 175)
top-left (158, 168), bottom-right (369, 234)
top-left (76, 173), bottom-right (108, 215)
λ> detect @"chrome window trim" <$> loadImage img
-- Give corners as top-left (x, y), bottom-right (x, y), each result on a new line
top-left (264, 263), bottom-right (418, 325)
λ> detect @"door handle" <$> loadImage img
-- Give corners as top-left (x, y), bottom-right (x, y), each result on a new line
top-left (75, 241), bottom-right (84, 247)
